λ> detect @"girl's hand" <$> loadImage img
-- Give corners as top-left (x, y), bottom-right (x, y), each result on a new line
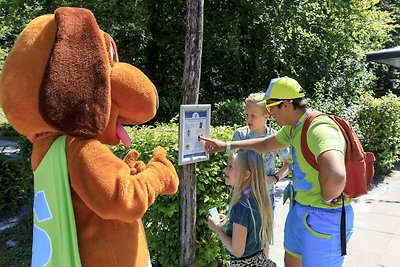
top-left (208, 214), bottom-right (226, 231)
top-left (199, 136), bottom-right (226, 154)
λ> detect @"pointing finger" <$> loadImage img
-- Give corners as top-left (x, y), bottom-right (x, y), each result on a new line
top-left (199, 135), bottom-right (212, 142)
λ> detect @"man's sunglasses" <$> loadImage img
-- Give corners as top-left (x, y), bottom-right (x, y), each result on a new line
top-left (265, 100), bottom-right (293, 113)
top-left (265, 100), bottom-right (284, 113)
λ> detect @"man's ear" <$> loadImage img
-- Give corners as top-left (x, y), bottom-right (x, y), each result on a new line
top-left (283, 100), bottom-right (293, 111)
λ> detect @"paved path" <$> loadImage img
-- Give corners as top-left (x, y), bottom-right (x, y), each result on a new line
top-left (270, 168), bottom-right (400, 267)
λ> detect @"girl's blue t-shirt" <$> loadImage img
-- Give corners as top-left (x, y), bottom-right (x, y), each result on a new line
top-left (225, 197), bottom-right (262, 259)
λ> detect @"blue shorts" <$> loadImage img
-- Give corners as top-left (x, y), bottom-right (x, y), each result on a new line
top-left (284, 201), bottom-right (354, 267)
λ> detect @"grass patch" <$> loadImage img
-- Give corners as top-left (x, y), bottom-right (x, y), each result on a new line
top-left (0, 213), bottom-right (32, 266)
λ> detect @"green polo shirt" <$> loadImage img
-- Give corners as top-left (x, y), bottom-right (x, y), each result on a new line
top-left (275, 111), bottom-right (348, 208)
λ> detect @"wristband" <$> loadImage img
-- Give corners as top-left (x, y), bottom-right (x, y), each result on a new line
top-left (226, 141), bottom-right (231, 153)
top-left (273, 173), bottom-right (279, 183)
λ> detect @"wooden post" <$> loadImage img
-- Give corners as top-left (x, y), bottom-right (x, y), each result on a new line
top-left (179, 0), bottom-right (203, 266)
top-left (178, 164), bottom-right (197, 267)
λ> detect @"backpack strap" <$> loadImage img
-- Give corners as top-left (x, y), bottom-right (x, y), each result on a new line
top-left (340, 194), bottom-right (347, 256)
top-left (301, 111), bottom-right (324, 170)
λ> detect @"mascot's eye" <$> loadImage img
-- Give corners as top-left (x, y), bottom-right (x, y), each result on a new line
top-left (110, 41), bottom-right (116, 62)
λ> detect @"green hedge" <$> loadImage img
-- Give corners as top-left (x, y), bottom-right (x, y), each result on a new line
top-left (0, 154), bottom-right (32, 214)
top-left (353, 92), bottom-right (400, 174)
top-left (0, 134), bottom-right (32, 216)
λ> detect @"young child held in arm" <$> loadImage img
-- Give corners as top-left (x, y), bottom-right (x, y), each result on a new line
top-left (232, 93), bottom-right (290, 211)
top-left (208, 150), bottom-right (276, 267)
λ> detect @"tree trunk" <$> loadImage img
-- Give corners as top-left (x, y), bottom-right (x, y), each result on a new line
top-left (181, 0), bottom-right (203, 105)
top-left (179, 164), bottom-right (197, 267)
top-left (179, 0), bottom-right (204, 266)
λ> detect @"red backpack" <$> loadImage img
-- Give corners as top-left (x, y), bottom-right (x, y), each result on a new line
top-left (301, 111), bottom-right (375, 198)
top-left (301, 111), bottom-right (376, 256)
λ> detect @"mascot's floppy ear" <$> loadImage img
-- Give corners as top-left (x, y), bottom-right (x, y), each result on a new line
top-left (39, 7), bottom-right (110, 138)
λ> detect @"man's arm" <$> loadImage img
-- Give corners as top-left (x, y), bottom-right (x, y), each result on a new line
top-left (200, 135), bottom-right (286, 154)
top-left (317, 150), bottom-right (346, 202)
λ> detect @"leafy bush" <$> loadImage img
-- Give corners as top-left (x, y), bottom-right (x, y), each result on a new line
top-left (0, 123), bottom-right (33, 215)
top-left (0, 153), bottom-right (33, 215)
top-left (0, 123), bottom-right (19, 141)
top-left (353, 92), bottom-right (400, 174)
top-left (211, 99), bottom-right (245, 127)
top-left (17, 135), bottom-right (32, 163)
top-left (109, 121), bottom-right (235, 266)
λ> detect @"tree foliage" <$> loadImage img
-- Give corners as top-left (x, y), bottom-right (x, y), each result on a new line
top-left (200, 1), bottom-right (396, 109)
top-left (0, 0), bottom-right (398, 120)
top-left (369, 0), bottom-right (400, 98)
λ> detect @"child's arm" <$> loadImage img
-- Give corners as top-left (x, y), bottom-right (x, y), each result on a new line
top-left (274, 158), bottom-right (290, 181)
top-left (208, 216), bottom-right (247, 257)
top-left (266, 157), bottom-right (290, 185)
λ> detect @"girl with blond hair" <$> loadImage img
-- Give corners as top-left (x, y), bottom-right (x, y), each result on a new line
top-left (208, 149), bottom-right (276, 267)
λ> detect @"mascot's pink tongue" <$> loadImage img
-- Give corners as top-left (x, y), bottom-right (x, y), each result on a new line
top-left (116, 124), bottom-right (131, 147)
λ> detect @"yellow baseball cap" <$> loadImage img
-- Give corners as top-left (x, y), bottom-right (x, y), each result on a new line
top-left (265, 76), bottom-right (305, 100)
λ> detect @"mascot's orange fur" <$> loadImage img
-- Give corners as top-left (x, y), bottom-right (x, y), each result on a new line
top-left (0, 7), bottom-right (179, 266)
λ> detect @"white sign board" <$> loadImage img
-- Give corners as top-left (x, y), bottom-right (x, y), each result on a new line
top-left (178, 104), bottom-right (211, 165)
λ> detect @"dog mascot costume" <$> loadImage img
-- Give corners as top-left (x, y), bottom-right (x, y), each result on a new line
top-left (0, 7), bottom-right (179, 267)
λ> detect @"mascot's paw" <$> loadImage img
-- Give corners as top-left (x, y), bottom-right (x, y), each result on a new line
top-left (149, 146), bottom-right (179, 195)
top-left (151, 146), bottom-right (167, 161)
top-left (123, 150), bottom-right (146, 175)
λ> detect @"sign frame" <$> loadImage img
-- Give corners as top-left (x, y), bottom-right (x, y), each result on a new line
top-left (178, 104), bottom-right (211, 166)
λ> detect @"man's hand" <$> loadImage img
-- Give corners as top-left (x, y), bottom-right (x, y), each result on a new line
top-left (198, 136), bottom-right (226, 154)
